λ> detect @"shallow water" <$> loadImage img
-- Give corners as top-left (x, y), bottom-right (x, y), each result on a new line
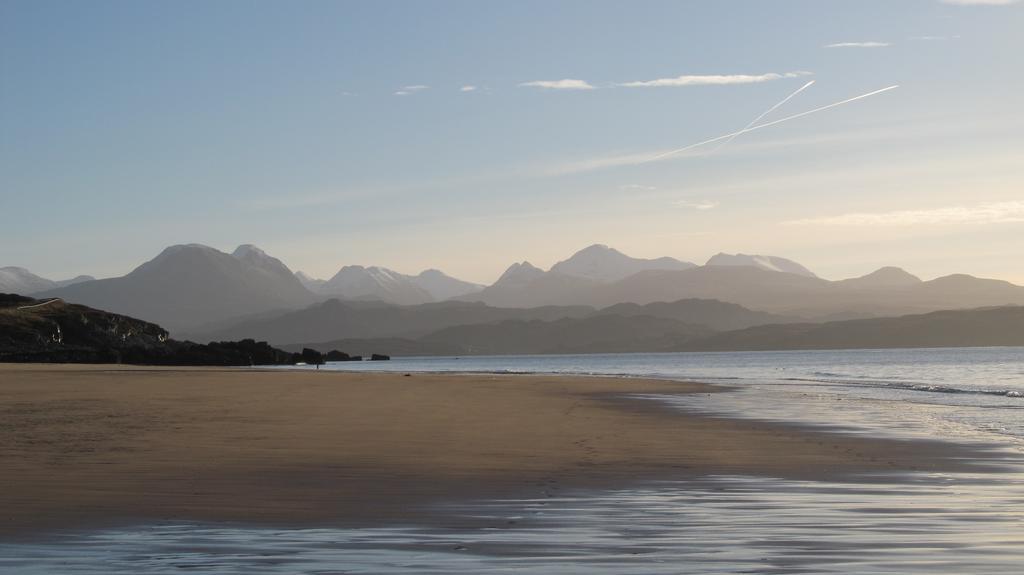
top-left (4, 471), bottom-right (1024, 574)
top-left (310, 347), bottom-right (1024, 441)
top-left (6, 348), bottom-right (1024, 574)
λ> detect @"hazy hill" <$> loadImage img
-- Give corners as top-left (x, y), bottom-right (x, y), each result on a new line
top-left (836, 266), bottom-right (922, 289)
top-left (410, 269), bottom-right (483, 300)
top-left (589, 266), bottom-right (1024, 318)
top-left (593, 298), bottom-right (795, 331)
top-left (550, 244), bottom-right (695, 282)
top-left (295, 271), bottom-right (327, 292)
top-left (0, 266), bottom-right (94, 294)
top-left (683, 306), bottom-right (1024, 351)
top-left (39, 244), bottom-right (316, 333)
top-left (592, 266), bottom-right (834, 311)
top-left (289, 304), bottom-right (1024, 357)
top-left (492, 261), bottom-right (547, 286)
top-left (190, 298), bottom-right (595, 345)
top-left (706, 253), bottom-right (817, 278)
top-left (198, 296), bottom-right (786, 350)
top-left (456, 261), bottom-right (601, 308)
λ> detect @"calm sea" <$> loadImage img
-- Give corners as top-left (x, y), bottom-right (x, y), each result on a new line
top-left (4, 347), bottom-right (1024, 574)
top-left (316, 346), bottom-right (1024, 441)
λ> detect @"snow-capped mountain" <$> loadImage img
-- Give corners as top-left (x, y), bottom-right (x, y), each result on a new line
top-left (319, 265), bottom-right (435, 306)
top-left (297, 266), bottom-right (482, 304)
top-left (705, 253), bottom-right (817, 278)
top-left (0, 266), bottom-right (95, 295)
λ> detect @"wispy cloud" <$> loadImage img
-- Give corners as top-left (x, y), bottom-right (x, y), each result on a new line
top-left (940, 0), bottom-right (1018, 5)
top-left (785, 201), bottom-right (1024, 227)
top-left (460, 85), bottom-right (478, 92)
top-left (619, 184), bottom-right (657, 192)
top-left (394, 85), bottom-right (429, 96)
top-left (618, 71), bottom-right (811, 88)
top-left (675, 199), bottom-right (719, 210)
top-left (824, 41), bottom-right (891, 48)
top-left (519, 79), bottom-right (595, 90)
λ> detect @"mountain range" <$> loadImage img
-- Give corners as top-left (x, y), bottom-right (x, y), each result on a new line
top-left (297, 266), bottom-right (483, 305)
top-left (8, 242), bottom-right (1024, 335)
top-left (461, 261), bottom-right (1024, 319)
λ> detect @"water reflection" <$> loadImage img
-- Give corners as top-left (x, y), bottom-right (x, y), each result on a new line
top-left (4, 469), bottom-right (1024, 574)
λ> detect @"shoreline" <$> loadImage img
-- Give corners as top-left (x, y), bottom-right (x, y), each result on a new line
top-left (0, 364), bottom-right (1004, 539)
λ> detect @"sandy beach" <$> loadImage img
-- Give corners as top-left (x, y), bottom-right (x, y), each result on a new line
top-left (0, 364), bottom-right (984, 538)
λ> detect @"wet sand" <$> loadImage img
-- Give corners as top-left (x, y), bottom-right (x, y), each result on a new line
top-left (0, 364), bottom-right (987, 537)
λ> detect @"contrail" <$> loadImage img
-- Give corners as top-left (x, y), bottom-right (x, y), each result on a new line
top-left (707, 80), bottom-right (815, 156)
top-left (646, 84), bottom-right (900, 163)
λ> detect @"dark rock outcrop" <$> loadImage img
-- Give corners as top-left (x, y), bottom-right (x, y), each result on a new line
top-left (0, 294), bottom-right (296, 365)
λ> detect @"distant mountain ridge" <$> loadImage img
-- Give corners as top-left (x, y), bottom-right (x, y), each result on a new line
top-left (458, 246), bottom-right (820, 309)
top-left (296, 266), bottom-right (483, 305)
top-left (188, 298), bottom-right (595, 344)
top-left (0, 267), bottom-right (94, 295)
top-left (190, 297), bottom-right (796, 347)
top-left (586, 265), bottom-right (1024, 318)
top-left (290, 304), bottom-right (1024, 357)
top-left (837, 266), bottom-right (922, 289)
top-left (550, 244), bottom-right (695, 282)
top-left (684, 305), bottom-right (1024, 351)
top-left (457, 245), bottom-right (697, 308)
top-left (462, 256), bottom-right (1024, 319)
top-left (412, 269), bottom-right (484, 300)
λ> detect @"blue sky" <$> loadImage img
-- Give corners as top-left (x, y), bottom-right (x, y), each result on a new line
top-left (2, 0), bottom-right (1022, 283)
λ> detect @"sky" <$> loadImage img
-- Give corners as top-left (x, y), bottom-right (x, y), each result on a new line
top-left (2, 0), bottom-right (1022, 285)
